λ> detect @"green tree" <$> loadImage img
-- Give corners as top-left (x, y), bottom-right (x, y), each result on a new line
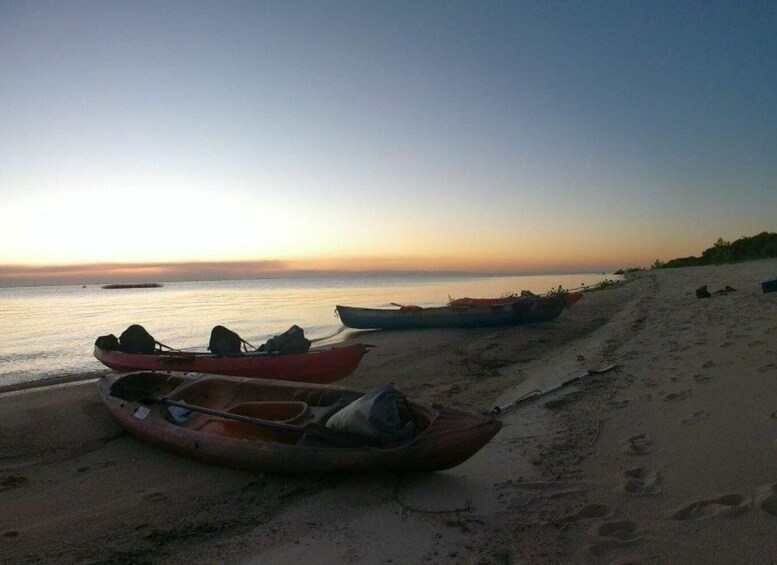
top-left (701, 237), bottom-right (732, 264)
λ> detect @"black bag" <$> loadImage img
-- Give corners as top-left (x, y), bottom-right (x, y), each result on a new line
top-left (94, 334), bottom-right (120, 351)
top-left (119, 325), bottom-right (158, 354)
top-left (259, 325), bottom-right (311, 355)
top-left (326, 384), bottom-right (416, 445)
top-left (208, 325), bottom-right (246, 357)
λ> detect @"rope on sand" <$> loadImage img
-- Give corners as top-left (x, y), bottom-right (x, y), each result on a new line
top-left (591, 417), bottom-right (602, 447)
top-left (309, 325), bottom-right (348, 343)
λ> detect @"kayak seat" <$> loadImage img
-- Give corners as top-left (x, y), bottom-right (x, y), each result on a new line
top-left (291, 388), bottom-right (363, 408)
top-left (166, 379), bottom-right (244, 411)
top-left (227, 401), bottom-right (310, 424)
top-left (187, 402), bottom-right (310, 442)
top-left (197, 419), bottom-right (298, 442)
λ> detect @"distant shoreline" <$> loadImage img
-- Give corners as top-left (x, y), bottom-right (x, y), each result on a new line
top-left (101, 283), bottom-right (163, 289)
top-left (0, 267), bottom-right (613, 289)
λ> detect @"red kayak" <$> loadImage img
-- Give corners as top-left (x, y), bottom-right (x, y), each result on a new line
top-left (94, 343), bottom-right (369, 384)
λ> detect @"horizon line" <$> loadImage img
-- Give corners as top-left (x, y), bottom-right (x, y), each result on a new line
top-left (0, 260), bottom-right (617, 288)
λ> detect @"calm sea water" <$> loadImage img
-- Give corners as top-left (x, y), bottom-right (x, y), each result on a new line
top-left (0, 273), bottom-right (614, 388)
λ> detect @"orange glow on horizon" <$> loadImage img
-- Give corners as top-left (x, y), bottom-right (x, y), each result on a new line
top-left (0, 245), bottom-right (660, 287)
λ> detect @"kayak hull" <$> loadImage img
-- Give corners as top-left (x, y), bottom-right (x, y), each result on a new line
top-left (98, 372), bottom-right (502, 473)
top-left (336, 293), bottom-right (568, 330)
top-left (94, 343), bottom-right (368, 384)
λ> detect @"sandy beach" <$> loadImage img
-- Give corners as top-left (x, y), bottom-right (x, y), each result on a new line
top-left (2, 259), bottom-right (777, 564)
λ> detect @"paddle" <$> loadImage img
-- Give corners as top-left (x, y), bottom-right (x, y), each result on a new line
top-left (109, 381), bottom-right (365, 448)
top-left (488, 364), bottom-right (617, 417)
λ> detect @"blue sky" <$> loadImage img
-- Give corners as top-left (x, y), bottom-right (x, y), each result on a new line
top-left (1, 1), bottom-right (775, 282)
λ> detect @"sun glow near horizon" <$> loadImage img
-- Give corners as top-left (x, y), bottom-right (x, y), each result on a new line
top-left (0, 185), bottom-right (665, 277)
top-left (0, 178), bottom-right (534, 267)
top-left (0, 182), bottom-right (715, 283)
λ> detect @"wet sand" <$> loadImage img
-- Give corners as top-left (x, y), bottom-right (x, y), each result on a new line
top-left (1, 259), bottom-right (776, 564)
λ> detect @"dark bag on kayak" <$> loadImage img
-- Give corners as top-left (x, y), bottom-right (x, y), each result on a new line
top-left (326, 384), bottom-right (416, 445)
top-left (119, 324), bottom-right (158, 354)
top-left (94, 334), bottom-right (120, 351)
top-left (208, 325), bottom-right (247, 357)
top-left (259, 325), bottom-right (311, 355)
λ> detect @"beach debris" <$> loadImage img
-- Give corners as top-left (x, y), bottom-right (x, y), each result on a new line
top-left (754, 483), bottom-right (777, 517)
top-left (696, 284), bottom-right (738, 298)
top-left (762, 276), bottom-right (777, 294)
top-left (101, 283), bottom-right (163, 289)
top-left (1, 475), bottom-right (29, 490)
top-left (712, 285), bottom-right (737, 294)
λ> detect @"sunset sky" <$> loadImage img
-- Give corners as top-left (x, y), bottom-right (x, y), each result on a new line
top-left (1, 2), bottom-right (775, 285)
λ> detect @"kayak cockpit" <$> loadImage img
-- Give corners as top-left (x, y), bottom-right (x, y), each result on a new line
top-left (109, 372), bottom-right (435, 447)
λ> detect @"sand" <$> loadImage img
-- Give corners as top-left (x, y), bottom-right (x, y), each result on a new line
top-left (1, 259), bottom-right (776, 564)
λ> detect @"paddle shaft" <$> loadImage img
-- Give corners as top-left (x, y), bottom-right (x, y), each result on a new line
top-left (489, 364), bottom-right (617, 417)
top-left (162, 397), bottom-right (305, 432)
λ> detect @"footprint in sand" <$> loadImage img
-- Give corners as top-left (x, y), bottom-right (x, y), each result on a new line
top-left (754, 484), bottom-right (777, 516)
top-left (607, 399), bottom-right (631, 409)
top-left (663, 389), bottom-right (691, 401)
top-left (587, 520), bottom-right (645, 555)
top-left (574, 504), bottom-right (613, 520)
top-left (623, 434), bottom-right (653, 456)
top-left (681, 410), bottom-right (710, 425)
top-left (693, 373), bottom-right (713, 384)
top-left (2, 530), bottom-right (20, 538)
top-left (671, 494), bottom-right (751, 520)
top-left (569, 504), bottom-right (613, 522)
top-left (557, 504), bottom-right (613, 529)
top-left (503, 481), bottom-right (587, 508)
top-left (143, 492), bottom-right (168, 502)
top-left (623, 468), bottom-right (661, 496)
